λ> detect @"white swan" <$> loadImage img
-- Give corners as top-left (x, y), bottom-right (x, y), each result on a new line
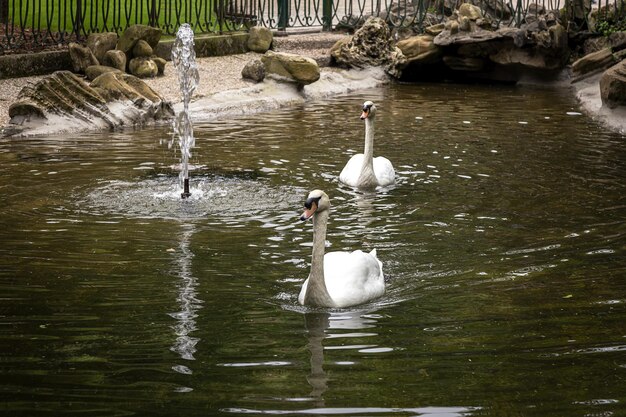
top-left (339, 101), bottom-right (395, 189)
top-left (298, 190), bottom-right (385, 308)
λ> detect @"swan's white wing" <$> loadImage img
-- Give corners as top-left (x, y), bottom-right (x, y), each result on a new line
top-left (373, 156), bottom-right (395, 186)
top-left (339, 154), bottom-right (365, 187)
top-left (322, 250), bottom-right (385, 308)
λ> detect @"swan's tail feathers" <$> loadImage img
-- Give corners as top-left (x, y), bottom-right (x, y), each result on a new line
top-left (369, 249), bottom-right (384, 274)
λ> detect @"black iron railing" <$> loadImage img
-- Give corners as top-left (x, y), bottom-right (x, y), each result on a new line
top-left (0, 0), bottom-right (623, 53)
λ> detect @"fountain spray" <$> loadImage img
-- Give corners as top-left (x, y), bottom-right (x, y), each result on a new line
top-left (171, 23), bottom-right (199, 199)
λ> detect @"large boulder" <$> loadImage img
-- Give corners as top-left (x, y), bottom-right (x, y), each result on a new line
top-left (5, 70), bottom-right (173, 137)
top-left (69, 42), bottom-right (99, 73)
top-left (261, 51), bottom-right (320, 85)
top-left (117, 24), bottom-right (162, 53)
top-left (87, 32), bottom-right (118, 64)
top-left (600, 60), bottom-right (626, 108)
top-left (433, 4), bottom-right (569, 73)
top-left (330, 16), bottom-right (407, 78)
top-left (247, 26), bottom-right (273, 53)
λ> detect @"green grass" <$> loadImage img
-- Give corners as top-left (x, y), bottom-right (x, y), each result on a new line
top-left (5, 0), bottom-right (245, 35)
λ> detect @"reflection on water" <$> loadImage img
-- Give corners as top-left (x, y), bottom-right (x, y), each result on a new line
top-left (0, 83), bottom-right (625, 417)
top-left (169, 224), bottom-right (203, 370)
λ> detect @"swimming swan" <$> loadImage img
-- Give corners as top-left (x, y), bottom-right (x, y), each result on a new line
top-left (298, 190), bottom-right (385, 308)
top-left (339, 101), bottom-right (395, 189)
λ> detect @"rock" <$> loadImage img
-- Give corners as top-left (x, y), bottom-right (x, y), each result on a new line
top-left (600, 60), bottom-right (626, 108)
top-left (435, 25), bottom-right (504, 47)
top-left (69, 42), bottom-right (99, 73)
top-left (582, 35), bottom-right (610, 55)
top-left (91, 71), bottom-right (166, 105)
top-left (458, 3), bottom-right (483, 20)
top-left (6, 70), bottom-right (173, 137)
top-left (241, 59), bottom-right (266, 82)
top-left (247, 26), bottom-right (273, 53)
top-left (443, 56), bottom-right (485, 71)
top-left (330, 16), bottom-right (407, 78)
top-left (425, 23), bottom-right (446, 36)
top-left (609, 31), bottom-right (626, 52)
top-left (117, 24), bottom-right (162, 53)
top-left (396, 35), bottom-right (443, 65)
top-left (85, 65), bottom-right (122, 81)
top-left (152, 57), bottom-right (167, 75)
top-left (129, 57), bottom-right (158, 78)
top-left (132, 39), bottom-right (154, 58)
top-left (102, 50), bottom-right (127, 72)
top-left (572, 48), bottom-right (616, 78)
top-left (87, 32), bottom-right (118, 64)
top-left (261, 51), bottom-right (320, 85)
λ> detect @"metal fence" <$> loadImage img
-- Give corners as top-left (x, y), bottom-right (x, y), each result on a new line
top-left (0, 0), bottom-right (623, 53)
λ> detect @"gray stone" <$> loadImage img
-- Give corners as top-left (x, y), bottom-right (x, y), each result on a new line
top-left (103, 50), bottom-right (127, 72)
top-left (87, 32), bottom-right (118, 64)
top-left (600, 60), bottom-right (626, 108)
top-left (609, 31), bottom-right (626, 52)
top-left (69, 42), bottom-right (99, 73)
top-left (247, 26), bottom-right (273, 53)
top-left (572, 48), bottom-right (616, 77)
top-left (129, 57), bottom-right (158, 78)
top-left (330, 16), bottom-right (407, 78)
top-left (261, 51), bottom-right (320, 85)
top-left (241, 59), bottom-right (265, 82)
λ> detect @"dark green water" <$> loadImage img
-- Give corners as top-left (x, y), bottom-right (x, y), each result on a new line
top-left (0, 83), bottom-right (625, 417)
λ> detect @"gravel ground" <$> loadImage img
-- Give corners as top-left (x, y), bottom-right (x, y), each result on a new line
top-left (0, 32), bottom-right (346, 129)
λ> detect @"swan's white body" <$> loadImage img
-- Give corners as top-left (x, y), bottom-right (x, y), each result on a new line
top-left (298, 190), bottom-right (385, 308)
top-left (339, 154), bottom-right (395, 188)
top-left (339, 101), bottom-right (395, 189)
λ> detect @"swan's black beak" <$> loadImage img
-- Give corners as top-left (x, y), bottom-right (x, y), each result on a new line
top-left (360, 108), bottom-right (369, 120)
top-left (300, 196), bottom-right (320, 221)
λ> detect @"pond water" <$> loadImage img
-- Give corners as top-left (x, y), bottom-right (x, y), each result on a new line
top-left (1, 82), bottom-right (625, 417)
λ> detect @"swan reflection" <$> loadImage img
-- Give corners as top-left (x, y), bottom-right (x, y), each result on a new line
top-left (169, 224), bottom-right (203, 367)
top-left (304, 310), bottom-right (383, 405)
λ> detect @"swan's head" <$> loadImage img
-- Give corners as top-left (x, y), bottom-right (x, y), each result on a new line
top-left (300, 189), bottom-right (330, 221)
top-left (360, 101), bottom-right (376, 120)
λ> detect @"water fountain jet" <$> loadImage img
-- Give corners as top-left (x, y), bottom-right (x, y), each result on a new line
top-left (171, 23), bottom-right (199, 199)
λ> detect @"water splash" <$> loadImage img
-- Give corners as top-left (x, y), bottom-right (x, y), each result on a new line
top-left (171, 23), bottom-right (200, 198)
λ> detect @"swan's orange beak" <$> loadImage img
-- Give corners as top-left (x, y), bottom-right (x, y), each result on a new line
top-left (300, 199), bottom-right (318, 221)
top-left (360, 109), bottom-right (369, 120)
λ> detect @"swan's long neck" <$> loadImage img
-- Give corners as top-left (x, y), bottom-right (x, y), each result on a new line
top-left (358, 117), bottom-right (378, 189)
top-left (304, 210), bottom-right (334, 307)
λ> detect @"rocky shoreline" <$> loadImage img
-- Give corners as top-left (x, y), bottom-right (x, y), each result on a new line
top-left (0, 28), bottom-right (624, 135)
top-left (0, 32), bottom-right (345, 131)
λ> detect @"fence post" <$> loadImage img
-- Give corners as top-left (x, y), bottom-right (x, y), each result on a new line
top-left (75, 0), bottom-right (84, 38)
top-left (323, 0), bottom-right (332, 31)
top-left (278, 0), bottom-right (288, 31)
top-left (149, 0), bottom-right (157, 26)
